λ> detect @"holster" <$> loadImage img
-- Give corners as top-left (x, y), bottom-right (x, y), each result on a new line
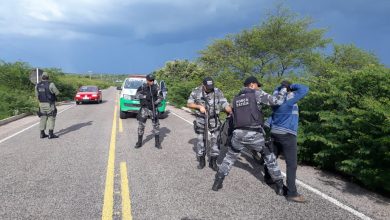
top-left (52, 107), bottom-right (57, 117)
top-left (193, 120), bottom-right (203, 134)
top-left (47, 107), bottom-right (57, 117)
top-left (137, 111), bottom-right (147, 123)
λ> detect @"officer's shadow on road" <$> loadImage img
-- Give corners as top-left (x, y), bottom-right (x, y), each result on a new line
top-left (55, 121), bottom-right (93, 136)
top-left (143, 127), bottom-right (171, 145)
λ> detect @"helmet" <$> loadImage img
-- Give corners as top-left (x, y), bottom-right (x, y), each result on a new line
top-left (146, 74), bottom-right (155, 81)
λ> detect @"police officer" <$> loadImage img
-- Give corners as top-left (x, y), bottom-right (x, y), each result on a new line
top-left (134, 74), bottom-right (163, 149)
top-left (187, 77), bottom-right (232, 171)
top-left (35, 72), bottom-right (60, 139)
top-left (212, 76), bottom-right (286, 195)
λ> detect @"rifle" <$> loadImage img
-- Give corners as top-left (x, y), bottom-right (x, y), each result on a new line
top-left (149, 85), bottom-right (159, 124)
top-left (203, 110), bottom-right (209, 157)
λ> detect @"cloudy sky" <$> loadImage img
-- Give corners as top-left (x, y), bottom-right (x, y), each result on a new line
top-left (0, 0), bottom-right (389, 74)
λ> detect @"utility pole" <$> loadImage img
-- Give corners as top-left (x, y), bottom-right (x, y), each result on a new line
top-left (88, 70), bottom-right (92, 80)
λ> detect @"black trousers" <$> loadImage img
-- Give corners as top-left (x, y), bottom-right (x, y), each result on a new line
top-left (271, 133), bottom-right (298, 197)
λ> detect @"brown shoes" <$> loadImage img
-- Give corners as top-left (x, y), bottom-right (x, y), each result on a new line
top-left (287, 195), bottom-right (306, 203)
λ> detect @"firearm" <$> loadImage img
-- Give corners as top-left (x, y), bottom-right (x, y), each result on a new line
top-left (203, 109), bottom-right (209, 157)
top-left (37, 107), bottom-right (43, 117)
top-left (149, 85), bottom-right (159, 124)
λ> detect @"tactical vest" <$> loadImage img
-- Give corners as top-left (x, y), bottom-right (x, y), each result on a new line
top-left (140, 84), bottom-right (158, 109)
top-left (37, 81), bottom-right (55, 103)
top-left (233, 88), bottom-right (264, 128)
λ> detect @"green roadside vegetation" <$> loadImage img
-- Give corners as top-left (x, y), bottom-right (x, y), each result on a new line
top-left (0, 62), bottom-right (113, 120)
top-left (154, 7), bottom-right (389, 194)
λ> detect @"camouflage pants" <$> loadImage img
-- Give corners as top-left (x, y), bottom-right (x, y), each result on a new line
top-left (137, 107), bottom-right (159, 136)
top-left (194, 116), bottom-right (220, 157)
top-left (218, 129), bottom-right (283, 181)
top-left (39, 103), bottom-right (56, 131)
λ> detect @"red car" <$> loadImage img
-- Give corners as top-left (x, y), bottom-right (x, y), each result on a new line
top-left (75, 86), bottom-right (102, 104)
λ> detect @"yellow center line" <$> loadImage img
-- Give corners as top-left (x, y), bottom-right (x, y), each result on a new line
top-left (119, 118), bottom-right (123, 133)
top-left (102, 104), bottom-right (117, 220)
top-left (120, 162), bottom-right (133, 220)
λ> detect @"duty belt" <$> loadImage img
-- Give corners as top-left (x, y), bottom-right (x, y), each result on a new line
top-left (235, 127), bottom-right (262, 132)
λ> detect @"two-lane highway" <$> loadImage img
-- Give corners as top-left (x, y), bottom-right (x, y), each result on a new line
top-left (0, 87), bottom-right (382, 219)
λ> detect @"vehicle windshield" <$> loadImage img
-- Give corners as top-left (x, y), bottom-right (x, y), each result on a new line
top-left (124, 79), bottom-right (144, 89)
top-left (79, 86), bottom-right (98, 92)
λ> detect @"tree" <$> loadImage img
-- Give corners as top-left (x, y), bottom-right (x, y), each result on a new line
top-left (307, 44), bottom-right (382, 77)
top-left (155, 60), bottom-right (207, 107)
top-left (199, 7), bottom-right (330, 79)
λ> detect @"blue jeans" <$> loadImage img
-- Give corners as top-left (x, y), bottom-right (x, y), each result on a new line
top-left (271, 133), bottom-right (298, 197)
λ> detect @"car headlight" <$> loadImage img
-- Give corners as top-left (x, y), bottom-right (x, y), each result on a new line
top-left (123, 94), bottom-right (132, 100)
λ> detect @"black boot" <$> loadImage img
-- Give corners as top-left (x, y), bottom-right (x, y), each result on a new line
top-left (212, 173), bottom-right (225, 191)
top-left (209, 156), bottom-right (218, 171)
top-left (155, 135), bottom-right (161, 149)
top-left (263, 166), bottom-right (274, 185)
top-left (40, 130), bottom-right (48, 139)
top-left (134, 135), bottom-right (143, 148)
top-left (48, 130), bottom-right (59, 139)
top-left (275, 179), bottom-right (284, 196)
top-left (197, 155), bottom-right (206, 169)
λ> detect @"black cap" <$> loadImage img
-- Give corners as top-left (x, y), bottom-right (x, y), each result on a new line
top-left (244, 76), bottom-right (261, 87)
top-left (202, 77), bottom-right (214, 91)
top-left (146, 74), bottom-right (155, 81)
top-left (281, 80), bottom-right (291, 87)
top-left (281, 80), bottom-right (292, 91)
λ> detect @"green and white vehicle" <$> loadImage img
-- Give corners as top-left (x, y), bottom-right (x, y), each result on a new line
top-left (118, 75), bottom-right (168, 119)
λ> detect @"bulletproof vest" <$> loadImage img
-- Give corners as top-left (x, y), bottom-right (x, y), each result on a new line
top-left (37, 81), bottom-right (55, 103)
top-left (140, 84), bottom-right (158, 109)
top-left (233, 88), bottom-right (264, 128)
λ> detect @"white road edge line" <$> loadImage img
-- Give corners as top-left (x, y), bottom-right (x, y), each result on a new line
top-left (0, 105), bottom-right (75, 145)
top-left (171, 111), bottom-right (372, 220)
top-left (171, 112), bottom-right (194, 125)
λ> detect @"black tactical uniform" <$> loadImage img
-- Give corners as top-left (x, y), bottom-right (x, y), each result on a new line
top-left (134, 74), bottom-right (163, 149)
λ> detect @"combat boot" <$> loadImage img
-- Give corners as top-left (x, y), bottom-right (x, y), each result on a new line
top-left (209, 156), bottom-right (218, 171)
top-left (155, 135), bottom-right (161, 149)
top-left (48, 130), bottom-right (59, 139)
top-left (40, 130), bottom-right (48, 139)
top-left (197, 155), bottom-right (206, 169)
top-left (134, 135), bottom-right (143, 148)
top-left (212, 173), bottom-right (225, 191)
top-left (275, 179), bottom-right (284, 196)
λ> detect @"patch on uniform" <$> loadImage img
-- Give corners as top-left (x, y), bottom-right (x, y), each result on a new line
top-left (235, 97), bottom-right (249, 107)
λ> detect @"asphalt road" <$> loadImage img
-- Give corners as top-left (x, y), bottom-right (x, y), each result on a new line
top-left (0, 87), bottom-right (388, 220)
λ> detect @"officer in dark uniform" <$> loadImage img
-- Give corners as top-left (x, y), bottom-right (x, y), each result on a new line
top-left (35, 72), bottom-right (60, 139)
top-left (134, 74), bottom-right (163, 149)
top-left (212, 76), bottom-right (287, 195)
